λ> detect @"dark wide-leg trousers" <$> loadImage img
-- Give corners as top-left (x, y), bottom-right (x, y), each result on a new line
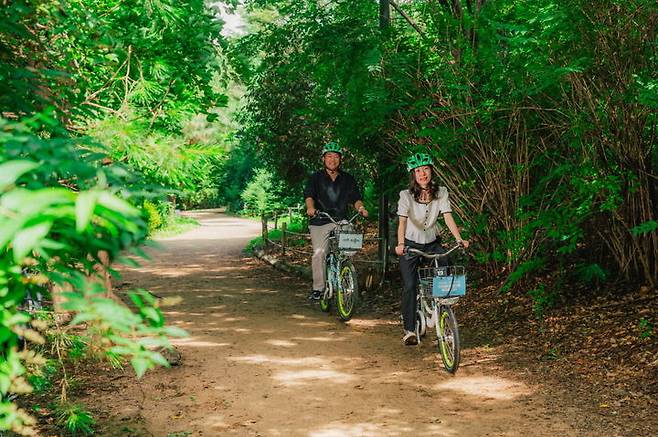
top-left (399, 238), bottom-right (447, 332)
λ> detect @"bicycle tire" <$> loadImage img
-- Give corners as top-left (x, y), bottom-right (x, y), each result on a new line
top-left (320, 254), bottom-right (334, 312)
top-left (436, 305), bottom-right (460, 373)
top-left (416, 308), bottom-right (426, 338)
top-left (320, 290), bottom-right (331, 313)
top-left (319, 290), bottom-right (331, 312)
top-left (336, 262), bottom-right (358, 321)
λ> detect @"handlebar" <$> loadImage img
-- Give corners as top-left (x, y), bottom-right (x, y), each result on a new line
top-left (314, 210), bottom-right (361, 225)
top-left (405, 243), bottom-right (464, 258)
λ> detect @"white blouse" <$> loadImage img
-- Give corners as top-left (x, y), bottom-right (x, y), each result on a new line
top-left (397, 188), bottom-right (452, 244)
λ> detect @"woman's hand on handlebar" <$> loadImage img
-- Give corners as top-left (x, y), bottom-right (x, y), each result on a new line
top-left (306, 207), bottom-right (317, 217)
top-left (457, 239), bottom-right (470, 249)
top-left (395, 244), bottom-right (405, 256)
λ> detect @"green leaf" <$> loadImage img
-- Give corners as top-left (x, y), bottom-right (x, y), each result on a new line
top-left (130, 357), bottom-right (151, 379)
top-left (631, 221), bottom-right (658, 236)
top-left (75, 191), bottom-right (99, 232)
top-left (0, 325), bottom-right (13, 344)
top-left (142, 307), bottom-right (163, 326)
top-left (149, 351), bottom-right (170, 367)
top-left (163, 326), bottom-right (187, 337)
top-left (97, 192), bottom-right (138, 216)
top-left (0, 160), bottom-right (38, 191)
top-left (117, 256), bottom-right (141, 268)
top-left (0, 219), bottom-right (24, 250)
top-left (12, 221), bottom-right (53, 262)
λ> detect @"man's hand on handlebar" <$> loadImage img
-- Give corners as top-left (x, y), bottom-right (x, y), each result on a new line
top-left (307, 207), bottom-right (317, 217)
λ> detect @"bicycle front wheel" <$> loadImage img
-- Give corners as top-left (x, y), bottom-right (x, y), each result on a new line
top-left (336, 262), bottom-right (358, 321)
top-left (436, 305), bottom-right (460, 373)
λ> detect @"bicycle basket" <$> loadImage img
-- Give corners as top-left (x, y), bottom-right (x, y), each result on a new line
top-left (418, 265), bottom-right (466, 298)
top-left (337, 231), bottom-right (363, 251)
top-left (417, 266), bottom-right (436, 299)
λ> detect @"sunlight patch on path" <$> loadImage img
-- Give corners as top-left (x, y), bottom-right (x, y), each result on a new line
top-left (292, 336), bottom-right (346, 343)
top-left (273, 369), bottom-right (356, 386)
top-left (434, 376), bottom-right (532, 400)
top-left (265, 339), bottom-right (297, 347)
top-left (228, 354), bottom-right (357, 386)
top-left (229, 354), bottom-right (328, 366)
top-left (347, 318), bottom-right (399, 328)
top-left (297, 321), bottom-right (336, 328)
top-left (308, 421), bottom-right (455, 437)
top-left (170, 337), bottom-right (231, 348)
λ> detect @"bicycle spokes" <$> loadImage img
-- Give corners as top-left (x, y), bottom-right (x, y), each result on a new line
top-left (336, 263), bottom-right (357, 321)
top-left (436, 306), bottom-right (460, 373)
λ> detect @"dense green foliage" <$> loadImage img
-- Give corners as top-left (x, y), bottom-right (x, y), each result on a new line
top-left (241, 168), bottom-right (284, 215)
top-left (2, 0), bottom-right (235, 207)
top-left (0, 0), bottom-right (232, 433)
top-left (1, 0), bottom-right (226, 127)
top-left (237, 0), bottom-right (657, 304)
top-left (0, 118), bottom-right (183, 434)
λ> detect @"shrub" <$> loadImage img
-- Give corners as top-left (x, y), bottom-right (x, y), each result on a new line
top-left (143, 200), bottom-right (163, 234)
top-left (0, 118), bottom-right (185, 434)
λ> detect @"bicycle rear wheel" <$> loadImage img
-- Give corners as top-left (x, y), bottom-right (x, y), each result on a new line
top-left (416, 292), bottom-right (426, 338)
top-left (336, 261), bottom-right (358, 321)
top-left (436, 305), bottom-right (460, 373)
top-left (320, 254), bottom-right (334, 312)
top-left (319, 290), bottom-right (331, 312)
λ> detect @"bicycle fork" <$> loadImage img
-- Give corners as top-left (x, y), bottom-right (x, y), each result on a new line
top-left (326, 254), bottom-right (339, 298)
top-left (415, 295), bottom-right (440, 345)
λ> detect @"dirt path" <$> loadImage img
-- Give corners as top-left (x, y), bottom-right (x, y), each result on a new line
top-left (88, 211), bottom-right (603, 436)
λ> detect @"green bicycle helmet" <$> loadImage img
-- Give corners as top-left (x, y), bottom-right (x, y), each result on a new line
top-left (322, 141), bottom-right (342, 156)
top-left (406, 152), bottom-right (433, 172)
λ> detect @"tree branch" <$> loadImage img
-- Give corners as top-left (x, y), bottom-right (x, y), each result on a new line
top-left (389, 1), bottom-right (425, 37)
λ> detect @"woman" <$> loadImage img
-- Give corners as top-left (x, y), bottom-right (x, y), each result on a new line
top-left (395, 152), bottom-right (470, 345)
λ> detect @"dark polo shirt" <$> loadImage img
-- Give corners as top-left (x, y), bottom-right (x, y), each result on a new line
top-left (304, 170), bottom-right (362, 226)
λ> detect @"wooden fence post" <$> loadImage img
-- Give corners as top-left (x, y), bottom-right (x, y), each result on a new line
top-left (282, 222), bottom-right (288, 256)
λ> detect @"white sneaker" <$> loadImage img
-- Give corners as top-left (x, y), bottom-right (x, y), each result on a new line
top-left (402, 331), bottom-right (418, 346)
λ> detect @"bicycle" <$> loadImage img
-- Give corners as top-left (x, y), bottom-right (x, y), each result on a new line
top-left (407, 244), bottom-right (466, 373)
top-left (315, 211), bottom-right (363, 321)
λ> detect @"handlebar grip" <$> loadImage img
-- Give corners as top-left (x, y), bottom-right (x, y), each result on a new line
top-left (403, 246), bottom-right (415, 255)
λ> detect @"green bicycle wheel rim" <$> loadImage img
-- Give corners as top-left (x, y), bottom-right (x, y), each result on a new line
top-left (319, 292), bottom-right (330, 312)
top-left (439, 310), bottom-right (455, 368)
top-left (336, 265), bottom-right (356, 319)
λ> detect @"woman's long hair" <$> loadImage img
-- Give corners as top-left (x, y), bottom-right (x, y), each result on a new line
top-left (408, 168), bottom-right (439, 202)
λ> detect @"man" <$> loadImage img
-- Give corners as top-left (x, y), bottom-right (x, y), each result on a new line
top-left (303, 142), bottom-right (368, 300)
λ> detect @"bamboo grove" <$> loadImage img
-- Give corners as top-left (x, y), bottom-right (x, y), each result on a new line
top-left (237, 0), bottom-right (657, 294)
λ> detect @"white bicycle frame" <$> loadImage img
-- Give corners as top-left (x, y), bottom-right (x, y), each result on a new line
top-left (408, 244), bottom-right (463, 344)
top-left (317, 211), bottom-right (362, 300)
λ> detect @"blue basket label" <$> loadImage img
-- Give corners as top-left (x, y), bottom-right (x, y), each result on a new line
top-left (432, 275), bottom-right (466, 297)
top-left (338, 233), bottom-right (363, 250)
